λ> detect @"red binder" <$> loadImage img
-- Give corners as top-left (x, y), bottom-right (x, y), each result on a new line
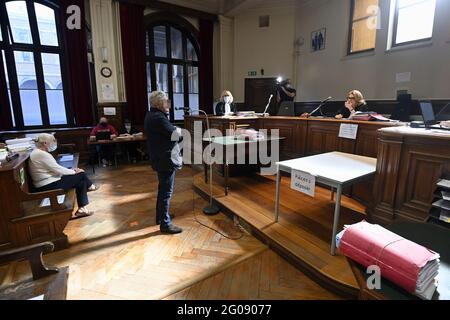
top-left (340, 221), bottom-right (439, 293)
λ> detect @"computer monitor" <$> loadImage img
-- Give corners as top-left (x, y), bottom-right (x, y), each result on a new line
top-left (419, 101), bottom-right (438, 126)
top-left (391, 94), bottom-right (411, 122)
top-left (96, 131), bottom-right (112, 141)
top-left (277, 101), bottom-right (295, 116)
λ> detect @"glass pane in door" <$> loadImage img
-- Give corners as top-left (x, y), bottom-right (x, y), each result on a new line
top-left (172, 65), bottom-right (184, 120)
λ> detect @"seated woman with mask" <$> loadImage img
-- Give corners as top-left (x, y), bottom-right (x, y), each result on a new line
top-left (335, 90), bottom-right (368, 119)
top-left (215, 90), bottom-right (237, 116)
top-left (29, 133), bottom-right (98, 219)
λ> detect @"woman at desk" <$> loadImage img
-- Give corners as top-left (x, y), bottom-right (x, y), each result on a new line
top-left (215, 90), bottom-right (237, 116)
top-left (301, 89), bottom-right (368, 118)
top-left (335, 90), bottom-right (368, 119)
top-left (29, 133), bottom-right (98, 219)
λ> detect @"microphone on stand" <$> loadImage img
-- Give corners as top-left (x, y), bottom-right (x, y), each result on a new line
top-left (176, 106), bottom-right (220, 215)
top-left (309, 96), bottom-right (332, 117)
top-left (261, 94), bottom-right (274, 117)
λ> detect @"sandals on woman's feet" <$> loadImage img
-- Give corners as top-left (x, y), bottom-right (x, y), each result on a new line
top-left (70, 210), bottom-right (94, 220)
top-left (88, 184), bottom-right (100, 192)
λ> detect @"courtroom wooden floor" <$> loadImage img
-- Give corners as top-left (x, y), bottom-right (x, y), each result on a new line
top-left (0, 165), bottom-right (342, 300)
top-left (193, 169), bottom-right (366, 296)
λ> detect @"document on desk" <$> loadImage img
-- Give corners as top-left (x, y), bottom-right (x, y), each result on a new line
top-left (59, 155), bottom-right (74, 162)
top-left (437, 179), bottom-right (450, 189)
top-left (29, 295), bottom-right (44, 300)
top-left (291, 170), bottom-right (316, 197)
top-left (339, 124), bottom-right (358, 140)
top-left (40, 195), bottom-right (65, 207)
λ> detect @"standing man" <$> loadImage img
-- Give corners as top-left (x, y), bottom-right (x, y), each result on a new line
top-left (144, 91), bottom-right (183, 234)
top-left (276, 79), bottom-right (297, 104)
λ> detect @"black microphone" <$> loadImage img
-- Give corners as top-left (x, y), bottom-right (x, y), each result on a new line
top-left (310, 96), bottom-right (333, 116)
top-left (174, 107), bottom-right (191, 111)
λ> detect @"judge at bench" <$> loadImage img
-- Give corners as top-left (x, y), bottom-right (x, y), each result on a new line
top-left (335, 90), bottom-right (368, 119)
top-left (301, 89), bottom-right (368, 119)
top-left (215, 90), bottom-right (237, 116)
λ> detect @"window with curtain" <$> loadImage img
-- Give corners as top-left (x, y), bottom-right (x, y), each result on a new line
top-left (348, 0), bottom-right (379, 54)
top-left (145, 23), bottom-right (199, 122)
top-left (392, 0), bottom-right (436, 46)
top-left (0, 0), bottom-right (71, 129)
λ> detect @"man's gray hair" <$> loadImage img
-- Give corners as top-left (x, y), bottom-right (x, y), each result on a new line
top-left (35, 133), bottom-right (55, 148)
top-left (149, 91), bottom-right (168, 110)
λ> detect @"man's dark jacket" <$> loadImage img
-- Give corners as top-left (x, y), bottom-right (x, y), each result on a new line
top-left (144, 108), bottom-right (182, 172)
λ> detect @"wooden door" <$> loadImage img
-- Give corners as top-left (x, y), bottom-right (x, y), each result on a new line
top-left (244, 78), bottom-right (278, 114)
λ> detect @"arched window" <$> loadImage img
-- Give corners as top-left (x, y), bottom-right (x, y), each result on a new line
top-left (0, 0), bottom-right (70, 128)
top-left (145, 18), bottom-right (200, 122)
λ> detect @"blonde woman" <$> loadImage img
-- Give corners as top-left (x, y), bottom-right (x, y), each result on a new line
top-left (215, 90), bottom-right (237, 116)
top-left (335, 90), bottom-right (368, 119)
top-left (29, 133), bottom-right (97, 219)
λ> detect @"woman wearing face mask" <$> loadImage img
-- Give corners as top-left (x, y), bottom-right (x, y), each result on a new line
top-left (29, 133), bottom-right (98, 219)
top-left (215, 90), bottom-right (237, 116)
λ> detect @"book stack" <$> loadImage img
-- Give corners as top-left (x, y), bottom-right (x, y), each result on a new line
top-left (6, 137), bottom-right (34, 152)
top-left (338, 221), bottom-right (440, 300)
top-left (431, 179), bottom-right (450, 224)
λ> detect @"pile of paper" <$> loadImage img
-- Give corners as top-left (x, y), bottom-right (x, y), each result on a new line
top-left (6, 138), bottom-right (34, 152)
top-left (337, 221), bottom-right (440, 300)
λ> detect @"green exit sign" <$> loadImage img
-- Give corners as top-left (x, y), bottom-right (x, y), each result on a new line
top-left (248, 71), bottom-right (257, 76)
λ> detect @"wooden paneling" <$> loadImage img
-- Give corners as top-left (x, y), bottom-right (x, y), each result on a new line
top-left (369, 127), bottom-right (450, 225)
top-left (0, 219), bottom-right (10, 249)
top-left (185, 116), bottom-right (401, 207)
top-left (260, 118), bottom-right (307, 160)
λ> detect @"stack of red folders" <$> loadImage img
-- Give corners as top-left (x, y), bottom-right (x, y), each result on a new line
top-left (339, 221), bottom-right (440, 300)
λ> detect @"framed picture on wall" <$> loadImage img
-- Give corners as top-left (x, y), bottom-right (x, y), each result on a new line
top-left (311, 28), bottom-right (326, 52)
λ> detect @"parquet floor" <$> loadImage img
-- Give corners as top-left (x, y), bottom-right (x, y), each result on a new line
top-left (0, 165), bottom-right (341, 300)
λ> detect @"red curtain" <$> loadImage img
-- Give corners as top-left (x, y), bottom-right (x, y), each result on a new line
top-left (60, 0), bottom-right (94, 127)
top-left (199, 19), bottom-right (214, 115)
top-left (119, 3), bottom-right (147, 125)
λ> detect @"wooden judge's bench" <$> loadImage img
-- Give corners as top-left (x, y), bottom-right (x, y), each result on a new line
top-left (185, 115), bottom-right (450, 225)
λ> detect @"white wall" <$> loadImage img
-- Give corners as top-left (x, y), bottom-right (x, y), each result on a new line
top-left (89, 0), bottom-right (125, 103)
top-left (295, 0), bottom-right (450, 101)
top-left (232, 6), bottom-right (296, 101)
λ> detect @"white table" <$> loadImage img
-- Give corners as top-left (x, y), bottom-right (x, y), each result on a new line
top-left (275, 152), bottom-right (377, 255)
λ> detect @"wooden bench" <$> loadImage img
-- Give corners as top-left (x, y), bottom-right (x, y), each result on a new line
top-left (0, 242), bottom-right (68, 300)
top-left (0, 152), bottom-right (79, 251)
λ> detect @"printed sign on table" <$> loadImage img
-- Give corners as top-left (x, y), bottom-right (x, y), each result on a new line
top-left (291, 170), bottom-right (316, 197)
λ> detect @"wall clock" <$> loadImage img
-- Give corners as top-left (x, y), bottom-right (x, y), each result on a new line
top-left (101, 67), bottom-right (112, 78)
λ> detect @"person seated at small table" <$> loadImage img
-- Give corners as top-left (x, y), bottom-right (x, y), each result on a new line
top-left (29, 133), bottom-right (98, 219)
top-left (335, 90), bottom-right (368, 119)
top-left (119, 119), bottom-right (140, 162)
top-left (90, 117), bottom-right (118, 167)
top-left (215, 90), bottom-right (237, 116)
